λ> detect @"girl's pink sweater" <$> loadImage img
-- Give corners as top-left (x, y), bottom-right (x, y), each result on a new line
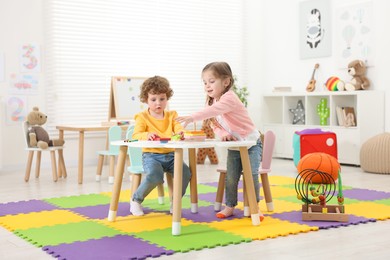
top-left (191, 90), bottom-right (256, 138)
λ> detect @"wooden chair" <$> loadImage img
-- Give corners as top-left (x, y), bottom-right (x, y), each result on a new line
top-left (23, 121), bottom-right (66, 182)
top-left (96, 125), bottom-right (122, 184)
top-left (214, 131), bottom-right (276, 214)
top-left (126, 125), bottom-right (173, 205)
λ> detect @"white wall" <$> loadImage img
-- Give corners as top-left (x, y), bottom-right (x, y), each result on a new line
top-left (1, 0), bottom-right (389, 171)
top-left (246, 0), bottom-right (390, 131)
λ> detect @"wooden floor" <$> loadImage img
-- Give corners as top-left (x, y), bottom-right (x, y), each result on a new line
top-left (1, 158), bottom-right (390, 259)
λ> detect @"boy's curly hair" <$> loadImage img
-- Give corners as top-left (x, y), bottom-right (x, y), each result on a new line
top-left (139, 76), bottom-right (174, 103)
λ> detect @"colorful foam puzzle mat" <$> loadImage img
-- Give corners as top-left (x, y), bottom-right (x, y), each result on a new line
top-left (1, 176), bottom-right (390, 259)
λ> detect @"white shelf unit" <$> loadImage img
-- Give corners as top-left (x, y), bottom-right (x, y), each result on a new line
top-left (262, 91), bottom-right (384, 165)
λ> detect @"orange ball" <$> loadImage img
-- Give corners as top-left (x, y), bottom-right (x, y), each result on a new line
top-left (297, 152), bottom-right (340, 183)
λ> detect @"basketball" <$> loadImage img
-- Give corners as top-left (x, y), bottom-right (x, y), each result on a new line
top-left (297, 152), bottom-right (340, 183)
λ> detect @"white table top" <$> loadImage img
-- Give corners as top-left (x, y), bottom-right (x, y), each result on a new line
top-left (111, 139), bottom-right (256, 149)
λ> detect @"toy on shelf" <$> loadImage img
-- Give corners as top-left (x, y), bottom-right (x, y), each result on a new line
top-left (324, 76), bottom-right (345, 91)
top-left (317, 98), bottom-right (330, 126)
top-left (295, 168), bottom-right (348, 222)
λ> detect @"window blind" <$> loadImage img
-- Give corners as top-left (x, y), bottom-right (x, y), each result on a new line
top-left (44, 0), bottom-right (246, 136)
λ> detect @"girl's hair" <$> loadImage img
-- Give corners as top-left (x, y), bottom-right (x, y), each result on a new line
top-left (202, 61), bottom-right (234, 106)
top-left (202, 62), bottom-right (234, 128)
top-left (139, 76), bottom-right (174, 103)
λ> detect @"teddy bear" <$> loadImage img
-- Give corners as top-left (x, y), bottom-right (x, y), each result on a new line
top-left (27, 106), bottom-right (65, 149)
top-left (341, 60), bottom-right (370, 91)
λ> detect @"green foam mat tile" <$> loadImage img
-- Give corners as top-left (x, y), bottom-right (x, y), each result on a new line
top-left (14, 220), bottom-right (123, 247)
top-left (135, 223), bottom-right (250, 252)
top-left (44, 194), bottom-right (112, 208)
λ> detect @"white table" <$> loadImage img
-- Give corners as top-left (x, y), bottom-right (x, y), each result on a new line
top-left (107, 139), bottom-right (259, 236)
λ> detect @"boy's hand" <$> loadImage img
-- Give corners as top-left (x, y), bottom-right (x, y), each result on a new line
top-left (148, 133), bottom-right (160, 141)
top-left (175, 116), bottom-right (194, 128)
top-left (221, 134), bottom-right (237, 142)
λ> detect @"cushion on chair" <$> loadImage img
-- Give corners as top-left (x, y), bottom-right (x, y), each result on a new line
top-left (360, 133), bottom-right (390, 174)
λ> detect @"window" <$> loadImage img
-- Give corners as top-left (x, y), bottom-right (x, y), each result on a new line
top-left (44, 0), bottom-right (246, 136)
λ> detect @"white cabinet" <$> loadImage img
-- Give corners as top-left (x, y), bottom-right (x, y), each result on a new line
top-left (262, 91), bottom-right (384, 165)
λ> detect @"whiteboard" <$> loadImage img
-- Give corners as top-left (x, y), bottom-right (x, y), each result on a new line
top-left (109, 76), bottom-right (147, 120)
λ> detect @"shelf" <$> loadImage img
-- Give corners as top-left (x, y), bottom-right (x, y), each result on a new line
top-left (262, 91), bottom-right (384, 165)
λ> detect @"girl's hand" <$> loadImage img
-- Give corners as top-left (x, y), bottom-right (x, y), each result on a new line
top-left (221, 134), bottom-right (237, 142)
top-left (175, 116), bottom-right (194, 128)
top-left (178, 131), bottom-right (185, 140)
top-left (148, 133), bottom-right (160, 141)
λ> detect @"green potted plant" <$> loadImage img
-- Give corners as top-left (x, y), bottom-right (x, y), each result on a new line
top-left (232, 75), bottom-right (249, 107)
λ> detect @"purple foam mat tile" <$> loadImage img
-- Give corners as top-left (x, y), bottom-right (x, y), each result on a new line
top-left (203, 182), bottom-right (219, 188)
top-left (182, 205), bottom-right (245, 223)
top-left (198, 193), bottom-right (219, 203)
top-left (42, 234), bottom-right (174, 260)
top-left (0, 200), bottom-right (58, 216)
top-left (271, 210), bottom-right (376, 229)
top-left (343, 188), bottom-right (390, 201)
top-left (71, 202), bottom-right (154, 219)
top-left (203, 180), bottom-right (245, 189)
top-left (198, 192), bottom-right (263, 205)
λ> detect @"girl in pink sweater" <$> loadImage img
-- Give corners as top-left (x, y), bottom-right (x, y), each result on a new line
top-left (176, 62), bottom-right (263, 220)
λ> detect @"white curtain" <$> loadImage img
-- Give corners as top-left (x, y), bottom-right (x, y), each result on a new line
top-left (44, 0), bottom-right (246, 136)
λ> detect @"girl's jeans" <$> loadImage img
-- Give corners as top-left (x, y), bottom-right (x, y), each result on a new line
top-left (132, 152), bottom-right (191, 203)
top-left (224, 139), bottom-right (263, 208)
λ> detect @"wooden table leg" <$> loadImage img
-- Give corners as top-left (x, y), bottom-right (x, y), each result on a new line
top-left (172, 148), bottom-right (183, 235)
top-left (188, 148), bottom-right (198, 213)
top-left (239, 147), bottom-right (260, 226)
top-left (78, 131), bottom-right (85, 184)
top-left (108, 145), bottom-right (128, 221)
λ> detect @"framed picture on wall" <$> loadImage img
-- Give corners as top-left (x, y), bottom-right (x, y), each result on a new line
top-left (299, 0), bottom-right (332, 59)
top-left (335, 1), bottom-right (374, 68)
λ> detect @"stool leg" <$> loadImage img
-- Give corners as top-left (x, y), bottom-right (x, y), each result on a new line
top-left (157, 182), bottom-right (165, 204)
top-left (96, 154), bottom-right (104, 182)
top-left (108, 155), bottom-right (115, 184)
top-left (166, 173), bottom-right (173, 202)
top-left (35, 151), bottom-right (41, 178)
top-left (260, 172), bottom-right (274, 211)
top-left (50, 150), bottom-right (58, 182)
top-left (215, 171), bottom-right (226, 211)
top-left (243, 176), bottom-right (250, 217)
top-left (131, 174), bottom-right (142, 200)
top-left (58, 150), bottom-right (67, 178)
top-left (25, 151), bottom-right (34, 182)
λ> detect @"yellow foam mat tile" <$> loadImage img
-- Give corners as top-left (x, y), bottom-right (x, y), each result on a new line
top-left (262, 185), bottom-right (297, 198)
top-left (347, 202), bottom-right (390, 220)
top-left (235, 199), bottom-right (301, 214)
top-left (208, 217), bottom-right (317, 240)
top-left (99, 212), bottom-right (193, 233)
top-left (0, 209), bottom-right (86, 231)
top-left (237, 181), bottom-right (296, 198)
top-left (269, 175), bottom-right (296, 185)
top-left (101, 189), bottom-right (162, 202)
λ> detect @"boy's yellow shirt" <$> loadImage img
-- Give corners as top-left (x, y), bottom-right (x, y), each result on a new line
top-left (132, 109), bottom-right (184, 154)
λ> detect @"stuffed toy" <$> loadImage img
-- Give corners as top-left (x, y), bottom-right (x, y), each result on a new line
top-left (343, 60), bottom-right (370, 91)
top-left (27, 106), bottom-right (65, 149)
